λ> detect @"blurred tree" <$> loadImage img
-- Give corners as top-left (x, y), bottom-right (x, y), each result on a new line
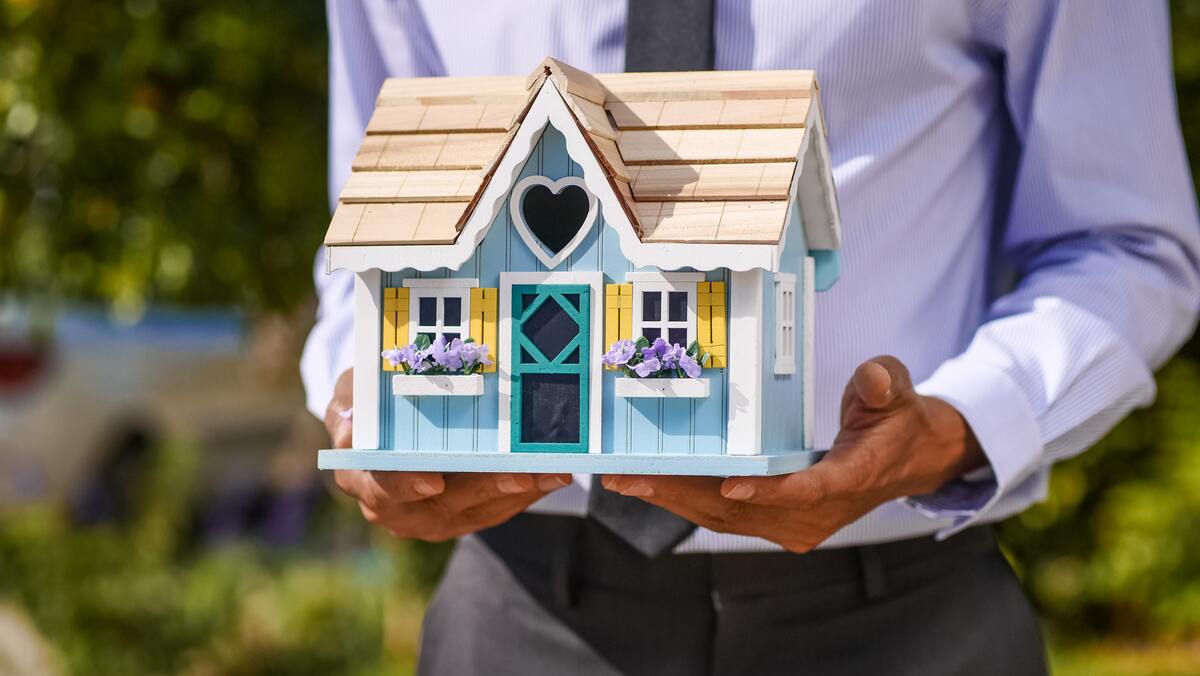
top-left (0, 0), bottom-right (328, 319)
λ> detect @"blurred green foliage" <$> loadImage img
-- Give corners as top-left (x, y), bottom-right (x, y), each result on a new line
top-left (0, 444), bottom-right (400, 676)
top-left (1, 0), bottom-right (1199, 671)
top-left (0, 0), bottom-right (328, 319)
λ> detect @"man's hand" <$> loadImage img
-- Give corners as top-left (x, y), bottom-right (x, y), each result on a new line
top-left (324, 368), bottom-right (572, 541)
top-left (601, 356), bottom-right (985, 553)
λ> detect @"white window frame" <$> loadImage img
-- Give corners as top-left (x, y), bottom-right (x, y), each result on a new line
top-left (774, 272), bottom-right (797, 375)
top-left (402, 278), bottom-right (477, 344)
top-left (627, 271), bottom-right (704, 347)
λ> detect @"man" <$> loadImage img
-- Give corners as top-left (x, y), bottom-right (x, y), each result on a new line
top-left (302, 1), bottom-right (1200, 674)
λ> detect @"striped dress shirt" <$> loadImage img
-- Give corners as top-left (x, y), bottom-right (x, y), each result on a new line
top-left (302, 0), bottom-right (1200, 551)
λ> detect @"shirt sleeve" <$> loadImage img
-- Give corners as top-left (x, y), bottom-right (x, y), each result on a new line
top-left (300, 0), bottom-right (399, 419)
top-left (906, 1), bottom-right (1200, 536)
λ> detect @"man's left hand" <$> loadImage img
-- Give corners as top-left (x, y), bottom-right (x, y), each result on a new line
top-left (601, 356), bottom-right (986, 553)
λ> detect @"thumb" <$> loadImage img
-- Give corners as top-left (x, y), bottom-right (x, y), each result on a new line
top-left (851, 356), bottom-right (913, 411)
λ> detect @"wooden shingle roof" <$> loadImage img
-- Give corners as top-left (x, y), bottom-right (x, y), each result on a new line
top-left (325, 58), bottom-right (824, 247)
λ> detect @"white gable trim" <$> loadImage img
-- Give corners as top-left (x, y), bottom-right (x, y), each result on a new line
top-left (327, 78), bottom-right (783, 274)
top-left (782, 95), bottom-right (841, 253)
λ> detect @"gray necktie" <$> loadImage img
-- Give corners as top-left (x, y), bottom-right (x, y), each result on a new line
top-left (588, 0), bottom-right (715, 559)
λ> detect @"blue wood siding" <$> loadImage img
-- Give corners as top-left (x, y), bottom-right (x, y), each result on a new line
top-left (378, 123), bottom-right (737, 456)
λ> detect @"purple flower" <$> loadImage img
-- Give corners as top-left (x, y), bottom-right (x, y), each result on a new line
top-left (633, 357), bottom-right (661, 378)
top-left (642, 337), bottom-right (670, 361)
top-left (679, 353), bottom-right (702, 378)
top-left (431, 335), bottom-right (465, 371)
top-left (381, 346), bottom-right (404, 367)
top-left (460, 341), bottom-right (493, 369)
top-left (603, 339), bottom-right (637, 367)
top-left (405, 344), bottom-right (431, 372)
top-left (662, 342), bottom-right (686, 369)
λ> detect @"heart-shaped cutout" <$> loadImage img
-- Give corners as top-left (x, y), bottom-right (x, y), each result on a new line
top-left (509, 175), bottom-right (598, 269)
top-left (521, 184), bottom-right (590, 254)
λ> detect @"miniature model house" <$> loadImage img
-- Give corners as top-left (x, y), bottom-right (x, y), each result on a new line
top-left (318, 58), bottom-right (842, 476)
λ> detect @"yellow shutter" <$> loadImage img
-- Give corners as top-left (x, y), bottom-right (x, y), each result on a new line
top-left (604, 284), bottom-right (633, 359)
top-left (697, 281), bottom-right (726, 368)
top-left (382, 287), bottom-right (410, 371)
top-left (469, 287), bottom-right (498, 372)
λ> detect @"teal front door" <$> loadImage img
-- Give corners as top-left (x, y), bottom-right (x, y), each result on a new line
top-left (510, 284), bottom-right (590, 453)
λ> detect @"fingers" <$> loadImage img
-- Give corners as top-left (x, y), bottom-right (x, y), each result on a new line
top-left (602, 475), bottom-right (723, 501)
top-left (324, 404), bottom-right (353, 448)
top-left (436, 473), bottom-right (571, 513)
top-left (399, 491), bottom-right (552, 541)
top-left (324, 368), bottom-right (355, 448)
top-left (603, 475), bottom-right (737, 523)
top-left (720, 468), bottom-right (826, 508)
top-left (334, 470), bottom-right (446, 508)
top-left (722, 434), bottom-right (890, 508)
top-left (366, 472), bottom-right (572, 541)
top-left (721, 462), bottom-right (848, 508)
top-left (600, 475), bottom-right (864, 554)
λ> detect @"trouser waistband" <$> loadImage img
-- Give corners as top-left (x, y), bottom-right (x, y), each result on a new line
top-left (477, 512), bottom-right (997, 607)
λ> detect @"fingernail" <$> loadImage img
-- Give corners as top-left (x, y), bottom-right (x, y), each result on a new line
top-left (339, 407), bottom-right (354, 420)
top-left (497, 475), bottom-right (526, 494)
top-left (537, 475), bottom-right (569, 492)
top-left (723, 483), bottom-right (755, 500)
top-left (621, 482), bottom-right (653, 497)
top-left (413, 479), bottom-right (439, 496)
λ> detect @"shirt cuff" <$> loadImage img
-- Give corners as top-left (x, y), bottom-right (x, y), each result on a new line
top-left (906, 356), bottom-right (1045, 538)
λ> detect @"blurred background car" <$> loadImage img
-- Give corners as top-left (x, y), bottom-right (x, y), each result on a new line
top-left (0, 303), bottom-right (324, 541)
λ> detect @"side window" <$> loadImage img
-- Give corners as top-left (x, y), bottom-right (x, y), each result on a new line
top-left (774, 272), bottom-right (797, 374)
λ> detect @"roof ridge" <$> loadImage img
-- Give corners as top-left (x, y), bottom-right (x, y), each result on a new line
top-left (525, 57), bottom-right (606, 105)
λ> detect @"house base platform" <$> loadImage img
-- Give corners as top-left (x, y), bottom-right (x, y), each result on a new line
top-left (318, 449), bottom-right (822, 476)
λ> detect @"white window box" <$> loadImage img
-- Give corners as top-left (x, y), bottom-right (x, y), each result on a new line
top-left (614, 377), bottom-right (710, 399)
top-left (392, 373), bottom-right (484, 397)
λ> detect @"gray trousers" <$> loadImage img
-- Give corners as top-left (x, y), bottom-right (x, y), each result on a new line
top-left (418, 515), bottom-right (1047, 676)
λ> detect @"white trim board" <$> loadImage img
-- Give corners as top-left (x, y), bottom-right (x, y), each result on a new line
top-left (802, 257), bottom-right (816, 451)
top-left (623, 271), bottom-right (706, 283)
top-left (498, 271), bottom-right (604, 454)
top-left (326, 78), bottom-right (783, 274)
top-left (726, 269), bottom-right (764, 456)
top-left (352, 270), bottom-right (381, 450)
top-left (402, 278), bottom-right (479, 288)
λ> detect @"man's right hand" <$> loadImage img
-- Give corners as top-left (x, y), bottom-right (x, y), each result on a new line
top-left (324, 368), bottom-right (572, 541)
